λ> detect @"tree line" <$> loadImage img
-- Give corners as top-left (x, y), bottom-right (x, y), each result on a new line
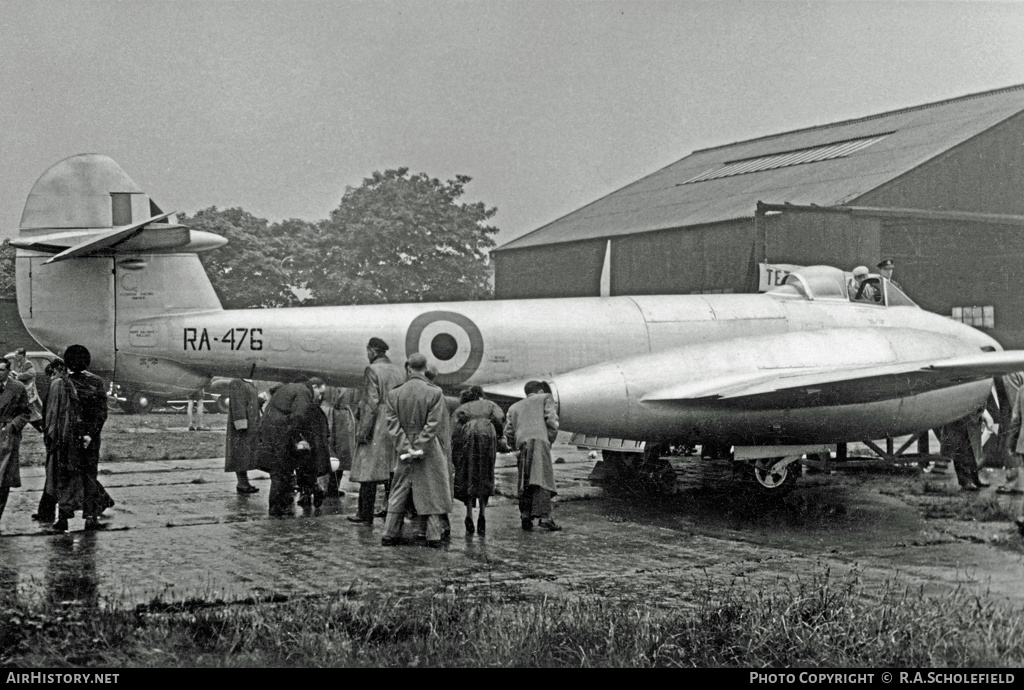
top-left (0, 168), bottom-right (499, 308)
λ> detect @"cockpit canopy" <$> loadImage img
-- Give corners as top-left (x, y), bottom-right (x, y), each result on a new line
top-left (767, 265), bottom-right (917, 307)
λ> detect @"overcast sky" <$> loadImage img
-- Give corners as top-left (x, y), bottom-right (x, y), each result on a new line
top-left (2, 1), bottom-right (1023, 246)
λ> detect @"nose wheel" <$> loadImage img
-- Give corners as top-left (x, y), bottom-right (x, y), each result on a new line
top-left (750, 456), bottom-right (800, 494)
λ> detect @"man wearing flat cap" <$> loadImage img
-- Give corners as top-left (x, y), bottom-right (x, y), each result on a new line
top-left (348, 337), bottom-right (405, 523)
top-left (876, 258), bottom-right (901, 290)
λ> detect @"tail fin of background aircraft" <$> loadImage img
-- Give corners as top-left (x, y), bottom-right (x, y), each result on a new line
top-left (13, 154), bottom-right (226, 380)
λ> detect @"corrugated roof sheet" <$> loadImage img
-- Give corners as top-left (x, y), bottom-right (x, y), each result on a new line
top-left (498, 84), bottom-right (1024, 251)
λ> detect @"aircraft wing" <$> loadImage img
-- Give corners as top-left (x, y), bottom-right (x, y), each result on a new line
top-left (641, 350), bottom-right (1024, 409)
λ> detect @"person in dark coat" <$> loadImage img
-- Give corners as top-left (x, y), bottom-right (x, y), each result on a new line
top-left (381, 354), bottom-right (453, 547)
top-left (505, 380), bottom-right (561, 532)
top-left (225, 378), bottom-right (261, 493)
top-left (329, 386), bottom-right (360, 493)
top-left (293, 393), bottom-right (332, 509)
top-left (348, 337), bottom-right (405, 524)
top-left (46, 345), bottom-right (110, 532)
top-left (452, 386), bottom-right (504, 535)
top-left (939, 410), bottom-right (989, 491)
top-left (0, 357), bottom-right (32, 536)
top-left (257, 377), bottom-right (326, 516)
top-left (10, 348), bottom-right (43, 433)
top-left (31, 358), bottom-right (64, 523)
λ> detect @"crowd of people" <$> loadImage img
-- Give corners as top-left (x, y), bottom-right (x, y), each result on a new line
top-left (0, 345), bottom-right (112, 536)
top-left (6, 309), bottom-right (1023, 541)
top-left (222, 337), bottom-right (564, 546)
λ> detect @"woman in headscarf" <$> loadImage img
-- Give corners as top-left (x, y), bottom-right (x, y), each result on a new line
top-left (451, 386), bottom-right (504, 535)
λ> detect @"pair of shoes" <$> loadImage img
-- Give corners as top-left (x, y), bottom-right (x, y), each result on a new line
top-left (521, 517), bottom-right (533, 531)
top-left (84, 517), bottom-right (106, 531)
top-left (537, 518), bottom-right (562, 532)
top-left (464, 516), bottom-right (475, 535)
top-left (51, 517), bottom-right (69, 532)
top-left (188, 425), bottom-right (196, 431)
top-left (996, 485), bottom-right (1024, 495)
top-left (477, 516), bottom-right (486, 535)
top-left (197, 426), bottom-right (211, 432)
top-left (347, 515), bottom-right (369, 523)
top-left (30, 513), bottom-right (53, 522)
top-left (374, 509), bottom-right (388, 518)
top-left (381, 536), bottom-right (399, 546)
top-left (426, 540), bottom-right (443, 548)
top-left (236, 485), bottom-right (259, 494)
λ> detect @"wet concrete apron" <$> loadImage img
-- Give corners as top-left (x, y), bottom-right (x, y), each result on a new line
top-left (2, 446), bottom-right (1024, 610)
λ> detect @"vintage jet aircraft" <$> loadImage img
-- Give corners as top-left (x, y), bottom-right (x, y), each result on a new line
top-left (12, 154), bottom-right (1024, 492)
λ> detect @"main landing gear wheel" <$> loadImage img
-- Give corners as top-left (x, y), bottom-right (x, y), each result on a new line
top-left (750, 456), bottom-right (800, 495)
top-left (126, 392), bottom-right (152, 415)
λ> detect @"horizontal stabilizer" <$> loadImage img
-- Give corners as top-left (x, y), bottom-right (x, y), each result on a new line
top-left (642, 350), bottom-right (1024, 406)
top-left (43, 211), bottom-right (177, 264)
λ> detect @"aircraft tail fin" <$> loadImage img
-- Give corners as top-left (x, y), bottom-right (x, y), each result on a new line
top-left (14, 154), bottom-right (226, 378)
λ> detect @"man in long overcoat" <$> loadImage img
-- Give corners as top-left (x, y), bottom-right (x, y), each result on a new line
top-left (257, 377), bottom-right (323, 516)
top-left (31, 357), bottom-right (64, 523)
top-left (331, 387), bottom-right (361, 472)
top-left (225, 378), bottom-right (261, 493)
top-left (505, 380), bottom-right (561, 532)
top-left (10, 348), bottom-right (42, 432)
top-left (381, 354), bottom-right (453, 546)
top-left (46, 345), bottom-right (110, 532)
top-left (348, 337), bottom-right (405, 524)
top-left (0, 358), bottom-right (31, 535)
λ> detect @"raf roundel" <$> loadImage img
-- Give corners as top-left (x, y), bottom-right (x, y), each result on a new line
top-left (405, 311), bottom-right (484, 385)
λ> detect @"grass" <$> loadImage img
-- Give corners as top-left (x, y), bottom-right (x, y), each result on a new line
top-left (18, 410), bottom-right (227, 468)
top-left (2, 569), bottom-right (1022, 667)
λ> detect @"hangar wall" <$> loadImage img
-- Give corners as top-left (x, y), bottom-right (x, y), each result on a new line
top-left (493, 238), bottom-right (605, 299)
top-left (878, 217), bottom-right (1024, 349)
top-left (610, 219), bottom-right (755, 295)
top-left (760, 212), bottom-right (882, 271)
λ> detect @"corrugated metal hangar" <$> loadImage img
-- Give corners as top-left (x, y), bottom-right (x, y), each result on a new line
top-left (492, 84), bottom-right (1024, 348)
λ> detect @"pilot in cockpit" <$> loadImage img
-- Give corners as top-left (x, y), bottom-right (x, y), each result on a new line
top-left (848, 266), bottom-right (880, 303)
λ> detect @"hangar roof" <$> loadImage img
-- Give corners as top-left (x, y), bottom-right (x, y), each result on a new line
top-left (498, 84), bottom-right (1024, 251)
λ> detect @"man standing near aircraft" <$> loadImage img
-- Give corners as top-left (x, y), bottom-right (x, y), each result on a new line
top-left (381, 354), bottom-right (452, 546)
top-left (505, 380), bottom-right (562, 532)
top-left (348, 338), bottom-right (405, 524)
top-left (225, 378), bottom-right (261, 493)
top-left (10, 348), bottom-right (43, 433)
top-left (0, 358), bottom-right (31, 535)
top-left (46, 345), bottom-right (110, 532)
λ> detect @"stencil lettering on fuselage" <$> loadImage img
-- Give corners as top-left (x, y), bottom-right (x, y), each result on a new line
top-left (405, 311), bottom-right (484, 385)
